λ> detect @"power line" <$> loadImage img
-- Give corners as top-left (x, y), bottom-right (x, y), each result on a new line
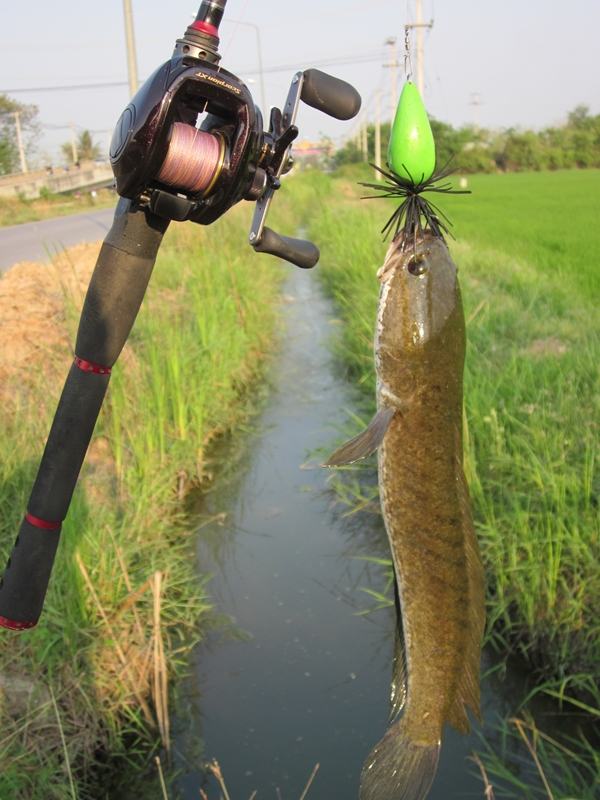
top-left (1, 80), bottom-right (128, 94)
top-left (0, 49), bottom-right (385, 95)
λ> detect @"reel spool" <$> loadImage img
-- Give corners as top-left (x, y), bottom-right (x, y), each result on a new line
top-left (157, 122), bottom-right (225, 196)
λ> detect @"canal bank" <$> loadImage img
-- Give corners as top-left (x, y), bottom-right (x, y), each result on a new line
top-left (0, 212), bottom-right (284, 798)
top-left (172, 266), bottom-right (535, 800)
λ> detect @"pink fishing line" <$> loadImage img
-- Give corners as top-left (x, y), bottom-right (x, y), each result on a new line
top-left (157, 122), bottom-right (222, 194)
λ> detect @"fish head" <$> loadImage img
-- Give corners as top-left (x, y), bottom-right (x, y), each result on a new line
top-left (375, 233), bottom-right (465, 390)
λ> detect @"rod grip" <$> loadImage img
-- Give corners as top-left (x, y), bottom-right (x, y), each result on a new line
top-left (0, 199), bottom-right (169, 631)
top-left (253, 227), bottom-right (320, 269)
top-left (301, 69), bottom-right (362, 120)
top-left (0, 519), bottom-right (61, 629)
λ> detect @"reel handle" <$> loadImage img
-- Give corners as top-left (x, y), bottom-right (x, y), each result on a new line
top-left (252, 227), bottom-right (319, 270)
top-left (301, 69), bottom-right (362, 120)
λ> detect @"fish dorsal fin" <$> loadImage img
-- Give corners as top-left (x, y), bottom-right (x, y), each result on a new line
top-left (322, 407), bottom-right (397, 467)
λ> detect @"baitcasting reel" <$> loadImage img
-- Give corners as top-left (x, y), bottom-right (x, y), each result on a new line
top-left (110, 1), bottom-right (361, 267)
top-left (0, 0), bottom-right (361, 631)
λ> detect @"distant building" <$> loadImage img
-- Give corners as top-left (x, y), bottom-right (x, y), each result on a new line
top-left (293, 139), bottom-right (334, 169)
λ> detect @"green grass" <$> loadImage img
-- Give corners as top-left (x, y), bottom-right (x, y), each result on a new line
top-left (474, 711), bottom-right (600, 799)
top-left (0, 205), bottom-right (284, 798)
top-left (287, 167), bottom-right (599, 796)
top-left (443, 169), bottom-right (600, 298)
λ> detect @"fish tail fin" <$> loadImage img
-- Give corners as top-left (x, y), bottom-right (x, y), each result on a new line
top-left (360, 719), bottom-right (440, 800)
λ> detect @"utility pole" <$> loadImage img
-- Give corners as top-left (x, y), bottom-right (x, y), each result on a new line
top-left (69, 123), bottom-right (78, 165)
top-left (227, 20), bottom-right (267, 115)
top-left (383, 37), bottom-right (400, 119)
top-left (123, 0), bottom-right (139, 97)
top-left (374, 91), bottom-right (382, 180)
top-left (362, 122), bottom-right (369, 161)
top-left (405, 0), bottom-right (433, 96)
top-left (13, 112), bottom-right (28, 173)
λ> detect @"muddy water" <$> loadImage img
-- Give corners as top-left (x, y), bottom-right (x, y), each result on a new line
top-left (173, 268), bottom-right (526, 799)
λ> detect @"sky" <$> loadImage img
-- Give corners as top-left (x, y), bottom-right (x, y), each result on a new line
top-left (1, 0), bottom-right (599, 166)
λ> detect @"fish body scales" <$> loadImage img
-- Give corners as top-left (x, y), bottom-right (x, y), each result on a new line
top-left (361, 233), bottom-right (485, 800)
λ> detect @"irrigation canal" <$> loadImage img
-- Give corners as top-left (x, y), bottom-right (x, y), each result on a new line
top-left (171, 266), bottom-right (527, 800)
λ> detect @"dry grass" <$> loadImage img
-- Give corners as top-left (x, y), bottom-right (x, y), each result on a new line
top-left (194, 760), bottom-right (320, 800)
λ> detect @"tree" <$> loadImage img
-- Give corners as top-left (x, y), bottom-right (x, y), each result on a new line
top-left (567, 105), bottom-right (593, 130)
top-left (61, 130), bottom-right (102, 165)
top-left (331, 105), bottom-right (600, 175)
top-left (0, 95), bottom-right (39, 175)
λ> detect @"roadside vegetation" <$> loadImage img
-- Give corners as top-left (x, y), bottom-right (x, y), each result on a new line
top-left (0, 187), bottom-right (116, 227)
top-left (289, 165), bottom-right (600, 797)
top-left (0, 204), bottom-right (285, 798)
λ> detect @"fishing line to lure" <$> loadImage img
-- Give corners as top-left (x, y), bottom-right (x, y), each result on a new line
top-left (361, 25), bottom-right (469, 244)
top-left (403, 24), bottom-right (414, 83)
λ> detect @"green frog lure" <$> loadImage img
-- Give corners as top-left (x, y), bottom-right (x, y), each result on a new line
top-left (362, 80), bottom-right (468, 241)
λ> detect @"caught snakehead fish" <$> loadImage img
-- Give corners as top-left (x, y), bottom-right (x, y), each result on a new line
top-left (325, 81), bottom-right (485, 800)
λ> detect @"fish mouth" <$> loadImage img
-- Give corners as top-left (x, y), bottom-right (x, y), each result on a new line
top-left (378, 245), bottom-right (431, 283)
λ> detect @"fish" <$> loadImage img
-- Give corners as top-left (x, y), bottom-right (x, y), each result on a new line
top-left (324, 231), bottom-right (485, 800)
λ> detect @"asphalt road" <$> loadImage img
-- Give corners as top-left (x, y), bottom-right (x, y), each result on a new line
top-left (0, 207), bottom-right (115, 273)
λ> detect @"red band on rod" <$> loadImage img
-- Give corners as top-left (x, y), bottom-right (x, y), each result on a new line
top-left (0, 616), bottom-right (36, 631)
top-left (74, 357), bottom-right (111, 375)
top-left (25, 513), bottom-right (61, 531)
top-left (191, 20), bottom-right (219, 37)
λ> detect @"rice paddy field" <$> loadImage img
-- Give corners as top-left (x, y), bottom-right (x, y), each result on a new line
top-left (292, 166), bottom-right (600, 796)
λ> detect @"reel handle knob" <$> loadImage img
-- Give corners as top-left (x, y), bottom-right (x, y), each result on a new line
top-left (252, 227), bottom-right (320, 269)
top-left (301, 69), bottom-right (362, 120)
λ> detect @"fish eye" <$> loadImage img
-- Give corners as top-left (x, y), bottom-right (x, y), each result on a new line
top-left (407, 255), bottom-right (427, 276)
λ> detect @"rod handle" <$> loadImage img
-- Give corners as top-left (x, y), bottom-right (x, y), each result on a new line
top-left (252, 227), bottom-right (320, 269)
top-left (0, 518), bottom-right (61, 630)
top-left (301, 69), bottom-right (362, 120)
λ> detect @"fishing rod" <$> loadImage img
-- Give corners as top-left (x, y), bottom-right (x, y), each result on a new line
top-left (0, 0), bottom-right (361, 631)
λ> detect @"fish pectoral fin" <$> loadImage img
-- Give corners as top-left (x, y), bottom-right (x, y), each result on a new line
top-left (322, 407), bottom-right (397, 467)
